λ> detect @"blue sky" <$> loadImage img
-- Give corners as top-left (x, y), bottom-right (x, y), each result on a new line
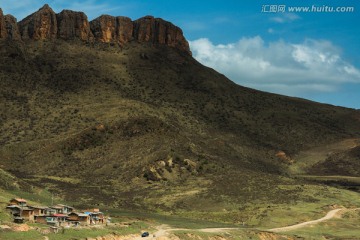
top-left (1, 0), bottom-right (360, 109)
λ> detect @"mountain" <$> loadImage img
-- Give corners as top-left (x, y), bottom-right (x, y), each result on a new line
top-left (1, 4), bottom-right (190, 54)
top-left (1, 5), bottom-right (360, 226)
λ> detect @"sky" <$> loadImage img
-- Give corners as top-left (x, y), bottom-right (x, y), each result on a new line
top-left (1, 0), bottom-right (360, 109)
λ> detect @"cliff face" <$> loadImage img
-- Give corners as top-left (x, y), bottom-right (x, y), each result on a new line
top-left (57, 10), bottom-right (93, 41)
top-left (0, 4), bottom-right (191, 54)
top-left (0, 8), bottom-right (7, 38)
top-left (133, 16), bottom-right (190, 54)
top-left (18, 4), bottom-right (57, 40)
top-left (90, 15), bottom-right (133, 45)
top-left (4, 15), bottom-right (21, 40)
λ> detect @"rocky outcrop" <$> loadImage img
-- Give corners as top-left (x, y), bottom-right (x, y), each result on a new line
top-left (133, 16), bottom-right (191, 54)
top-left (57, 10), bottom-right (93, 41)
top-left (90, 15), bottom-right (133, 44)
top-left (0, 8), bottom-right (7, 38)
top-left (4, 15), bottom-right (21, 40)
top-left (1, 4), bottom-right (191, 54)
top-left (18, 4), bottom-right (57, 40)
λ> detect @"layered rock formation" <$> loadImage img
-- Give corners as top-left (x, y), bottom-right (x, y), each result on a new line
top-left (133, 16), bottom-right (190, 54)
top-left (89, 15), bottom-right (190, 54)
top-left (0, 4), bottom-right (191, 54)
top-left (57, 10), bottom-right (93, 41)
top-left (90, 15), bottom-right (133, 45)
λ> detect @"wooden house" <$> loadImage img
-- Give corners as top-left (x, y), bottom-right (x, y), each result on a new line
top-left (67, 212), bottom-right (91, 225)
top-left (52, 214), bottom-right (67, 226)
top-left (9, 198), bottom-right (27, 207)
top-left (52, 204), bottom-right (74, 214)
top-left (50, 205), bottom-right (63, 214)
top-left (34, 215), bottom-right (48, 225)
top-left (36, 214), bottom-right (67, 226)
top-left (21, 207), bottom-right (35, 222)
top-left (7, 205), bottom-right (34, 222)
top-left (6, 205), bottom-right (21, 217)
top-left (90, 211), bottom-right (105, 224)
top-left (30, 206), bottom-right (47, 216)
top-left (46, 208), bottom-right (57, 215)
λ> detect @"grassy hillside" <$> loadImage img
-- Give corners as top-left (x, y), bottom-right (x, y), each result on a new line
top-left (1, 39), bottom-right (360, 227)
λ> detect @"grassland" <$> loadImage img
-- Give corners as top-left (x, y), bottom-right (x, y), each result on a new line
top-left (1, 39), bottom-right (360, 239)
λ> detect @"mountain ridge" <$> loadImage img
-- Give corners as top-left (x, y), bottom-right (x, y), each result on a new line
top-left (0, 4), bottom-right (191, 54)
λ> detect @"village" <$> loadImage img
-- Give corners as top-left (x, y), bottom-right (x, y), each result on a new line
top-left (5, 198), bottom-right (110, 229)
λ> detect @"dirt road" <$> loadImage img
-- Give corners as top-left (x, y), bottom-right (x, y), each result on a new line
top-left (268, 208), bottom-right (343, 232)
top-left (130, 225), bottom-right (238, 239)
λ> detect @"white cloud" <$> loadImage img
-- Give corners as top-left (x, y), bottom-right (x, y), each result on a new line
top-left (270, 13), bottom-right (300, 23)
top-left (189, 37), bottom-right (360, 96)
top-left (267, 28), bottom-right (274, 34)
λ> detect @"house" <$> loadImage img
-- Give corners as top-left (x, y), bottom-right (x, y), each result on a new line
top-left (52, 204), bottom-right (74, 214)
top-left (29, 206), bottom-right (47, 216)
top-left (54, 204), bottom-right (75, 214)
top-left (89, 211), bottom-right (105, 224)
top-left (9, 198), bottom-right (27, 207)
top-left (45, 208), bottom-right (57, 215)
top-left (50, 205), bottom-right (63, 214)
top-left (51, 214), bottom-right (67, 226)
top-left (36, 214), bottom-right (67, 226)
top-left (67, 212), bottom-right (91, 225)
top-left (6, 205), bottom-right (22, 217)
top-left (34, 215), bottom-right (49, 225)
top-left (6, 205), bottom-right (34, 222)
top-left (21, 207), bottom-right (35, 222)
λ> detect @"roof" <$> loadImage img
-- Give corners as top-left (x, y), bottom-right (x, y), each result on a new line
top-left (29, 206), bottom-right (48, 209)
top-left (11, 198), bottom-right (27, 202)
top-left (91, 212), bottom-right (104, 215)
top-left (50, 206), bottom-right (63, 209)
top-left (53, 214), bottom-right (67, 217)
top-left (6, 205), bottom-right (21, 209)
top-left (56, 204), bottom-right (74, 208)
top-left (22, 207), bottom-right (34, 211)
top-left (78, 214), bottom-right (89, 217)
top-left (69, 212), bottom-right (89, 216)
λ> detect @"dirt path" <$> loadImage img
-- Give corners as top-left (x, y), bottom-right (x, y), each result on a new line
top-left (130, 225), bottom-right (239, 239)
top-left (268, 208), bottom-right (343, 232)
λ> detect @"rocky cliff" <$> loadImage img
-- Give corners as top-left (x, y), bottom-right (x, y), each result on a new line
top-left (18, 4), bottom-right (58, 40)
top-left (90, 15), bottom-right (133, 45)
top-left (0, 8), bottom-right (7, 38)
top-left (57, 10), bottom-right (94, 41)
top-left (4, 15), bottom-right (21, 40)
top-left (0, 4), bottom-right (191, 54)
top-left (133, 16), bottom-right (190, 54)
